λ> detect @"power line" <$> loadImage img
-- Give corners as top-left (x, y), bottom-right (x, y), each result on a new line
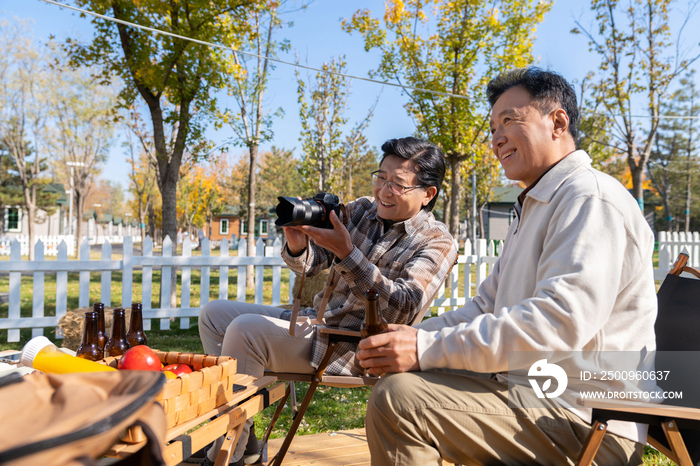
top-left (37, 0), bottom-right (470, 100)
top-left (33, 0), bottom-right (700, 119)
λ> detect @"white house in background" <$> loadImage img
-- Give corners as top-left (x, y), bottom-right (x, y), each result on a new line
top-left (2, 184), bottom-right (140, 244)
top-left (2, 183), bottom-right (70, 239)
top-left (210, 206), bottom-right (278, 245)
top-left (484, 186), bottom-right (524, 241)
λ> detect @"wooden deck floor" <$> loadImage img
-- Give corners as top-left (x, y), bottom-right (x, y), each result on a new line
top-left (265, 429), bottom-right (370, 466)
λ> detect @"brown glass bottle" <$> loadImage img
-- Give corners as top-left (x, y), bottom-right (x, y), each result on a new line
top-left (76, 311), bottom-right (104, 361)
top-left (93, 302), bottom-right (107, 353)
top-left (126, 303), bottom-right (147, 347)
top-left (105, 308), bottom-right (130, 357)
top-left (361, 289), bottom-right (389, 339)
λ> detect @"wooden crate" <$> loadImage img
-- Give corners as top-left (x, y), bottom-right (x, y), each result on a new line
top-left (102, 351), bottom-right (237, 429)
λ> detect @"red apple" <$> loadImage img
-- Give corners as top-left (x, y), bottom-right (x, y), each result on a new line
top-left (118, 345), bottom-right (161, 371)
top-left (162, 363), bottom-right (193, 377)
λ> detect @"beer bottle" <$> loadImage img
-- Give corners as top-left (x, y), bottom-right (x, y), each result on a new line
top-left (76, 311), bottom-right (104, 361)
top-left (105, 308), bottom-right (130, 357)
top-left (126, 303), bottom-right (147, 347)
top-left (93, 302), bottom-right (107, 353)
top-left (361, 288), bottom-right (389, 339)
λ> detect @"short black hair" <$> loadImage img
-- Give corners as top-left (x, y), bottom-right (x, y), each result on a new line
top-left (486, 67), bottom-right (578, 140)
top-left (379, 137), bottom-right (445, 212)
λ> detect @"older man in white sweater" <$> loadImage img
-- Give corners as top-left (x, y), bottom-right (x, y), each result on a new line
top-left (357, 67), bottom-right (657, 465)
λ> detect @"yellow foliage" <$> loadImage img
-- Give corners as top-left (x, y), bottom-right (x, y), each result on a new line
top-left (384, 0), bottom-right (405, 25)
top-left (614, 162), bottom-right (654, 191)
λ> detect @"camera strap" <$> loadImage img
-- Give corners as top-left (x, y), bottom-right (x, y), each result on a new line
top-left (288, 239), bottom-right (310, 337)
top-left (287, 204), bottom-right (347, 337)
top-left (314, 268), bottom-right (338, 324)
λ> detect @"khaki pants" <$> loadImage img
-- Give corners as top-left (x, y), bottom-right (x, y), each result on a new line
top-left (198, 299), bottom-right (317, 462)
top-left (366, 372), bottom-right (643, 466)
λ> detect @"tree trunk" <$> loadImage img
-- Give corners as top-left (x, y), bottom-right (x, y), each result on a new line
top-left (443, 191), bottom-right (451, 226)
top-left (686, 161), bottom-right (692, 233)
top-left (630, 160), bottom-right (645, 211)
top-left (448, 157), bottom-right (461, 237)
top-left (160, 177), bottom-right (178, 307)
top-left (140, 205), bottom-right (147, 243)
top-left (479, 203), bottom-right (486, 241)
top-left (25, 195), bottom-right (36, 261)
top-left (663, 197), bottom-right (673, 232)
top-left (75, 191), bottom-right (84, 260)
top-left (160, 169), bottom-right (179, 246)
top-left (246, 144), bottom-right (258, 290)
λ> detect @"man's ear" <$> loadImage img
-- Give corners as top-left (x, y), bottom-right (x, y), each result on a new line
top-left (423, 186), bottom-right (438, 206)
top-left (552, 108), bottom-right (570, 139)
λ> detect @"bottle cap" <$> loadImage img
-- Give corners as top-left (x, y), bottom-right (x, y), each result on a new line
top-left (20, 336), bottom-right (54, 368)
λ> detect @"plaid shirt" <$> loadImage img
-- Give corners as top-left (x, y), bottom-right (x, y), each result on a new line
top-left (281, 196), bottom-right (458, 375)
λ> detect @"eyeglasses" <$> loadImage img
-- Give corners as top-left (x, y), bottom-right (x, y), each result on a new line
top-left (371, 171), bottom-right (426, 196)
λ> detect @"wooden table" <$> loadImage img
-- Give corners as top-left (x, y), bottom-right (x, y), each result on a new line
top-left (108, 373), bottom-right (284, 466)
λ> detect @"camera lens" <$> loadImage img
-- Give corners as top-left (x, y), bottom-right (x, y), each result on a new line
top-left (275, 197), bottom-right (326, 227)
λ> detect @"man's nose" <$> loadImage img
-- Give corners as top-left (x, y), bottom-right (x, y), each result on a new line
top-left (492, 131), bottom-right (505, 152)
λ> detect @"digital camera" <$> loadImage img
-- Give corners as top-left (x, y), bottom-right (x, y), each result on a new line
top-left (275, 192), bottom-right (342, 229)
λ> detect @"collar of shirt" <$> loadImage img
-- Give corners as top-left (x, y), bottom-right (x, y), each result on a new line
top-left (516, 150), bottom-right (590, 206)
top-left (525, 150), bottom-right (592, 204)
top-left (368, 202), bottom-right (432, 236)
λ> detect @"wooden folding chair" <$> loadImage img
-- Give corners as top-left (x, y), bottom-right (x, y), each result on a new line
top-left (261, 258), bottom-right (452, 466)
top-left (576, 252), bottom-right (700, 466)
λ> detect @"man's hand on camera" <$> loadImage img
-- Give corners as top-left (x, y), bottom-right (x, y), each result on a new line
top-left (295, 210), bottom-right (353, 260)
top-left (283, 226), bottom-right (308, 256)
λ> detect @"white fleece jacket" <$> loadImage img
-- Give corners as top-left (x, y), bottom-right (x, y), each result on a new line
top-left (416, 150), bottom-right (658, 442)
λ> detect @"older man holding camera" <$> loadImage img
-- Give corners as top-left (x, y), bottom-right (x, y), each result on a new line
top-left (196, 136), bottom-right (457, 466)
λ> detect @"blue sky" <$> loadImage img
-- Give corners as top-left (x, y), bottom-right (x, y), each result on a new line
top-left (1, 0), bottom-right (695, 193)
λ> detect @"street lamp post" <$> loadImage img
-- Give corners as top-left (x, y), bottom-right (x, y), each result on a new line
top-left (125, 213), bottom-right (132, 236)
top-left (66, 161), bottom-right (86, 237)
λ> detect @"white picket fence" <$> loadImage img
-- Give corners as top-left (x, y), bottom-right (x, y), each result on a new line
top-left (0, 235), bottom-right (77, 257)
top-left (0, 234), bottom-right (144, 257)
top-left (0, 235), bottom-right (506, 343)
top-left (656, 231), bottom-right (700, 279)
top-left (2, 231), bottom-right (690, 344)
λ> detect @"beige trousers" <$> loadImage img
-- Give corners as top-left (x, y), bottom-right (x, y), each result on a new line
top-left (365, 372), bottom-right (643, 466)
top-left (198, 299), bottom-right (317, 462)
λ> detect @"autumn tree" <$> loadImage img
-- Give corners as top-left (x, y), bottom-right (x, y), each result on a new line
top-left (87, 179), bottom-right (126, 217)
top-left (340, 133), bottom-right (378, 201)
top-left (675, 70), bottom-right (700, 232)
top-left (343, 0), bottom-right (551, 236)
top-left (49, 48), bottom-right (117, 258)
top-left (338, 101), bottom-right (379, 202)
top-left (575, 73), bottom-right (618, 170)
top-left (573, 0), bottom-right (700, 211)
top-left (297, 56), bottom-right (349, 194)
top-left (646, 71), bottom-right (700, 232)
top-left (0, 20), bottom-right (59, 259)
top-left (177, 160), bottom-right (226, 239)
top-left (124, 109), bottom-right (158, 243)
top-left (257, 147), bottom-right (307, 208)
top-left (218, 3), bottom-right (288, 288)
top-left (647, 131), bottom-right (679, 231)
top-left (67, 0), bottom-right (262, 251)
top-left (220, 154), bottom-right (250, 214)
top-left (0, 141), bottom-right (24, 233)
